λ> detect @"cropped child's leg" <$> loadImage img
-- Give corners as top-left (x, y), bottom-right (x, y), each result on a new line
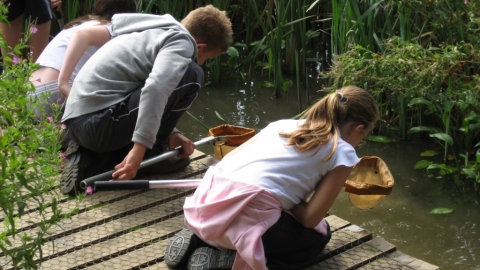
top-left (25, 0), bottom-right (52, 62)
top-left (61, 91), bottom-right (140, 195)
top-left (262, 211), bottom-right (332, 269)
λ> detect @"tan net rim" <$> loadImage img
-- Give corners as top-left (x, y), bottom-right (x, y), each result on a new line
top-left (208, 124), bottom-right (256, 146)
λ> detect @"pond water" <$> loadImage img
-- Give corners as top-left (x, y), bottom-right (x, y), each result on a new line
top-left (176, 69), bottom-right (480, 269)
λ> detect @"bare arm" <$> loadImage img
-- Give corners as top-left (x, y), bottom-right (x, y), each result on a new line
top-left (291, 165), bottom-right (353, 228)
top-left (168, 132), bottom-right (195, 158)
top-left (112, 142), bottom-right (147, 180)
top-left (58, 25), bottom-right (111, 97)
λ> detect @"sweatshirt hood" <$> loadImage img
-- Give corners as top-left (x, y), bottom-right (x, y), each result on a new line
top-left (111, 13), bottom-right (197, 61)
top-left (112, 13), bottom-right (190, 36)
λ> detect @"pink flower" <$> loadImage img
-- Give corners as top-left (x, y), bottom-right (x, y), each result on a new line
top-left (61, 152), bottom-right (66, 159)
top-left (46, 116), bottom-right (53, 122)
top-left (57, 98), bottom-right (62, 104)
top-left (12, 56), bottom-right (21, 65)
top-left (36, 77), bottom-right (42, 83)
top-left (61, 123), bottom-right (67, 130)
top-left (86, 186), bottom-right (93, 195)
top-left (29, 153), bottom-right (34, 158)
top-left (60, 164), bottom-right (65, 170)
top-left (30, 26), bottom-right (38, 34)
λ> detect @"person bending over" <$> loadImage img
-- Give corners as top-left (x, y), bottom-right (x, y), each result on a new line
top-left (29, 0), bottom-right (137, 119)
top-left (164, 85), bottom-right (380, 270)
top-left (60, 5), bottom-right (233, 195)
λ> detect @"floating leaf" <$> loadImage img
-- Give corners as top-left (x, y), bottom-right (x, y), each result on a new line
top-left (367, 135), bottom-right (395, 143)
top-left (263, 82), bottom-right (275, 88)
top-left (414, 160), bottom-right (432, 169)
top-left (214, 111), bottom-right (226, 122)
top-left (409, 126), bottom-right (434, 133)
top-left (420, 150), bottom-right (439, 156)
top-left (427, 163), bottom-right (454, 174)
top-left (430, 208), bottom-right (454, 214)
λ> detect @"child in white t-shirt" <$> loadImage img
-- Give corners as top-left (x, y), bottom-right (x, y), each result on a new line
top-left (29, 0), bottom-right (136, 119)
top-left (165, 85), bottom-right (380, 270)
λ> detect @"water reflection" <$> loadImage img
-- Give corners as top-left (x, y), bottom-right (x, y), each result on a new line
top-left (177, 79), bottom-right (480, 270)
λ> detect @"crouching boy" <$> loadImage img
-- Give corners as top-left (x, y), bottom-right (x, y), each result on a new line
top-left (61, 5), bottom-right (233, 195)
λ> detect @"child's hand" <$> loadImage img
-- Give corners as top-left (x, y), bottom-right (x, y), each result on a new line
top-left (168, 132), bottom-right (195, 158)
top-left (112, 143), bottom-right (146, 180)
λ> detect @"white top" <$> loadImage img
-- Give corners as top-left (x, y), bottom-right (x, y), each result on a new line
top-left (216, 119), bottom-right (360, 210)
top-left (36, 20), bottom-right (115, 81)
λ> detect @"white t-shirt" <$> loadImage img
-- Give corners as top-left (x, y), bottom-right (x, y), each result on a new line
top-left (36, 20), bottom-right (115, 82)
top-left (216, 119), bottom-right (360, 210)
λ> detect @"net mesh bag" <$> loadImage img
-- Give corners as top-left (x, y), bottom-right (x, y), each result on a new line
top-left (208, 124), bottom-right (256, 160)
top-left (345, 156), bottom-right (395, 209)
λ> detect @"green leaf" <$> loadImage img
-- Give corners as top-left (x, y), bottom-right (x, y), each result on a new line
top-left (429, 133), bottom-right (453, 146)
top-left (420, 150), bottom-right (439, 157)
top-left (226, 46), bottom-right (239, 58)
top-left (429, 208), bottom-right (454, 214)
top-left (366, 135), bottom-right (395, 143)
top-left (215, 111), bottom-right (226, 122)
top-left (263, 81), bottom-right (275, 88)
top-left (462, 168), bottom-right (477, 179)
top-left (408, 97), bottom-right (435, 110)
top-left (409, 126), bottom-right (434, 133)
top-left (427, 163), bottom-right (454, 174)
top-left (414, 160), bottom-right (432, 169)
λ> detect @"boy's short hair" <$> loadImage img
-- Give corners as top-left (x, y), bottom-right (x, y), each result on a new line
top-left (181, 5), bottom-right (233, 52)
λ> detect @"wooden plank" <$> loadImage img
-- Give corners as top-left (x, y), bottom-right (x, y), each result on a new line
top-left (4, 150), bottom-right (212, 233)
top-left (303, 225), bottom-right (372, 269)
top-left (357, 250), bottom-right (439, 270)
top-left (326, 215), bottom-right (351, 232)
top-left (38, 215), bottom-right (185, 269)
top-left (309, 237), bottom-right (396, 270)
top-left (0, 187), bottom-right (191, 260)
top-left (143, 262), bottom-right (169, 270)
top-left (0, 189), bottom-right (138, 234)
top-left (42, 197), bottom-right (185, 259)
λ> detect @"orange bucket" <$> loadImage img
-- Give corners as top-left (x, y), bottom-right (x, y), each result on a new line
top-left (208, 125), bottom-right (255, 160)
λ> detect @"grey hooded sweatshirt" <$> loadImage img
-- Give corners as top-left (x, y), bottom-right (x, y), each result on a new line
top-left (62, 13), bottom-right (198, 149)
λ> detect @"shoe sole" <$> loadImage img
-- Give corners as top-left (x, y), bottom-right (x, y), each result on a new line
top-left (187, 247), bottom-right (235, 270)
top-left (61, 141), bottom-right (82, 196)
top-left (165, 227), bottom-right (196, 269)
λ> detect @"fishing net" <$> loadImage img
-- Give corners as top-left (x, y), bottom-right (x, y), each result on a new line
top-left (345, 156), bottom-right (395, 210)
top-left (208, 124), bottom-right (256, 160)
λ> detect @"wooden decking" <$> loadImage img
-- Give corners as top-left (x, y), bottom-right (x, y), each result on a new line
top-left (0, 150), bottom-right (439, 270)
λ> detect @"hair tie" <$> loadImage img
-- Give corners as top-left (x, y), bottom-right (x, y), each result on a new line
top-left (337, 91), bottom-right (344, 101)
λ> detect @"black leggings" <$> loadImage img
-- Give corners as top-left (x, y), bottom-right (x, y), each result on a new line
top-left (262, 211), bottom-right (331, 269)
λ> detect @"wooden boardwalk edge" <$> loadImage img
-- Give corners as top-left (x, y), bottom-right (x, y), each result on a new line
top-left (0, 150), bottom-right (439, 270)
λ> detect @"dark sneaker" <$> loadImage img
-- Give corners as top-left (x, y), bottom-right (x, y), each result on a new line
top-left (165, 226), bottom-right (197, 269)
top-left (60, 141), bottom-right (94, 195)
top-left (187, 247), bottom-right (236, 270)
